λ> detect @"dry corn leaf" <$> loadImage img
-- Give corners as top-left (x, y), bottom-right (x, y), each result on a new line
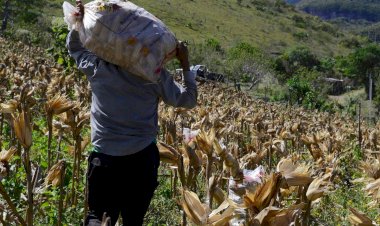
top-left (45, 95), bottom-right (74, 115)
top-left (291, 123), bottom-right (299, 133)
top-left (348, 208), bottom-right (375, 226)
top-left (253, 206), bottom-right (281, 225)
top-left (208, 215), bottom-right (235, 226)
top-left (245, 173), bottom-right (281, 212)
top-left (361, 160), bottom-right (380, 179)
top-left (196, 128), bottom-right (216, 155)
top-left (254, 203), bottom-right (305, 226)
top-left (0, 147), bottom-right (17, 162)
top-left (364, 178), bottom-right (380, 198)
top-left (13, 111), bottom-right (32, 148)
top-left (0, 100), bottom-right (18, 113)
top-left (267, 203), bottom-right (305, 226)
top-left (301, 135), bottom-right (315, 145)
top-left (272, 139), bottom-right (286, 154)
top-left (213, 139), bottom-right (242, 180)
top-left (213, 187), bottom-right (225, 206)
top-left (208, 200), bottom-right (232, 223)
top-left (45, 160), bottom-right (65, 187)
top-left (181, 189), bottom-right (207, 225)
top-left (277, 158), bottom-right (312, 187)
top-left (185, 142), bottom-right (202, 170)
top-left (276, 158), bottom-right (296, 174)
top-left (157, 142), bottom-right (180, 165)
top-left (81, 137), bottom-right (90, 152)
top-left (306, 177), bottom-right (326, 201)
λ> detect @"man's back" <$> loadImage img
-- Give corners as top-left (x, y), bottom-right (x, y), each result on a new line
top-left (89, 60), bottom-right (161, 156)
top-left (67, 30), bottom-right (197, 156)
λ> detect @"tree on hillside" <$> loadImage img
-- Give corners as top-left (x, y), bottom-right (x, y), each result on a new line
top-left (275, 46), bottom-right (320, 81)
top-left (227, 42), bottom-right (271, 88)
top-left (187, 38), bottom-right (225, 75)
top-left (300, 0), bottom-right (380, 22)
top-left (0, 0), bottom-right (43, 35)
top-left (344, 44), bottom-right (380, 100)
top-left (0, 0), bottom-right (9, 34)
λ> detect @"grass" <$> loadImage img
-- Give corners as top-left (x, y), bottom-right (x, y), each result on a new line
top-left (328, 88), bottom-right (366, 106)
top-left (311, 183), bottom-right (380, 225)
top-left (329, 88), bottom-right (378, 122)
top-left (145, 168), bottom-right (182, 225)
top-left (310, 149), bottom-right (380, 225)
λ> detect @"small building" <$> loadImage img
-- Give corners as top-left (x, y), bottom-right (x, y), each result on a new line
top-left (323, 77), bottom-right (344, 95)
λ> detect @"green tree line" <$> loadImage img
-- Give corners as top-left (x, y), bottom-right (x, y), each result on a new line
top-left (295, 0), bottom-right (380, 22)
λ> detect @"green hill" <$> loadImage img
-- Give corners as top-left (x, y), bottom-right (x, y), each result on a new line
top-left (283, 0), bottom-right (380, 43)
top-left (28, 0), bottom-right (355, 57)
top-left (287, 0), bottom-right (380, 22)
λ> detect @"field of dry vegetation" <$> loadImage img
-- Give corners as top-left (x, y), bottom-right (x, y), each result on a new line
top-left (0, 37), bottom-right (379, 225)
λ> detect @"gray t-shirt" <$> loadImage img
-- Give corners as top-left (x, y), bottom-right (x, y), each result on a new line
top-left (66, 30), bottom-right (197, 156)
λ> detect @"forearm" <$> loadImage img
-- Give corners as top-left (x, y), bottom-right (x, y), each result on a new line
top-left (181, 70), bottom-right (197, 108)
top-left (183, 71), bottom-right (196, 92)
top-left (180, 58), bottom-right (190, 72)
top-left (66, 30), bottom-right (86, 57)
top-left (183, 71), bottom-right (198, 108)
top-left (66, 30), bottom-right (100, 77)
top-left (159, 70), bottom-right (197, 109)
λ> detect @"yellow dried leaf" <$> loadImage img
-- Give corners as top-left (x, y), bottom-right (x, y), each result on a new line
top-left (181, 190), bottom-right (207, 225)
top-left (13, 111), bottom-right (32, 149)
top-left (306, 177), bottom-right (325, 201)
top-left (0, 147), bottom-right (17, 162)
top-left (348, 208), bottom-right (375, 226)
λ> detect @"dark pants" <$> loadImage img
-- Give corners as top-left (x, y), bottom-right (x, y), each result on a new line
top-left (84, 143), bottom-right (160, 226)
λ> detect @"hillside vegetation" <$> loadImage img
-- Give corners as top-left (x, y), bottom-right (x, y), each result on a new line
top-left (131, 0), bottom-right (350, 56)
top-left (1, 0), bottom-right (354, 57)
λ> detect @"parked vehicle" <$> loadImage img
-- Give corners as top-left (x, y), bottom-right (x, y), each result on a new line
top-left (190, 65), bottom-right (225, 82)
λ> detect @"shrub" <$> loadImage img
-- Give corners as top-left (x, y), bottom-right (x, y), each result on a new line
top-left (292, 15), bottom-right (306, 28)
top-left (340, 37), bottom-right (361, 48)
top-left (275, 46), bottom-right (320, 79)
top-left (286, 68), bottom-right (329, 110)
top-left (46, 24), bottom-right (75, 69)
top-left (293, 31), bottom-right (309, 41)
top-left (287, 73), bottom-right (312, 104)
top-left (205, 38), bottom-right (223, 52)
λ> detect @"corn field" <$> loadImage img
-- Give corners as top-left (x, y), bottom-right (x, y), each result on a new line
top-left (0, 37), bottom-right (379, 226)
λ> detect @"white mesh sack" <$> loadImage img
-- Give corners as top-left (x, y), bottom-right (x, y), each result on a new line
top-left (63, 0), bottom-right (178, 82)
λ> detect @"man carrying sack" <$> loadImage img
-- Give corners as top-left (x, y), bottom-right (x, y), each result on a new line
top-left (66, 1), bottom-right (197, 225)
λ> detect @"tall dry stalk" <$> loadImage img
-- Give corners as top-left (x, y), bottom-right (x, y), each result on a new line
top-left (358, 103), bottom-right (362, 149)
top-left (45, 95), bottom-right (74, 170)
top-left (0, 113), bottom-right (3, 150)
top-left (13, 110), bottom-right (33, 225)
top-left (195, 129), bottom-right (217, 208)
top-left (0, 100), bottom-right (18, 151)
top-left (62, 107), bottom-right (89, 207)
top-left (53, 121), bottom-right (69, 163)
top-left (0, 182), bottom-right (27, 226)
top-left (45, 160), bottom-right (66, 226)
